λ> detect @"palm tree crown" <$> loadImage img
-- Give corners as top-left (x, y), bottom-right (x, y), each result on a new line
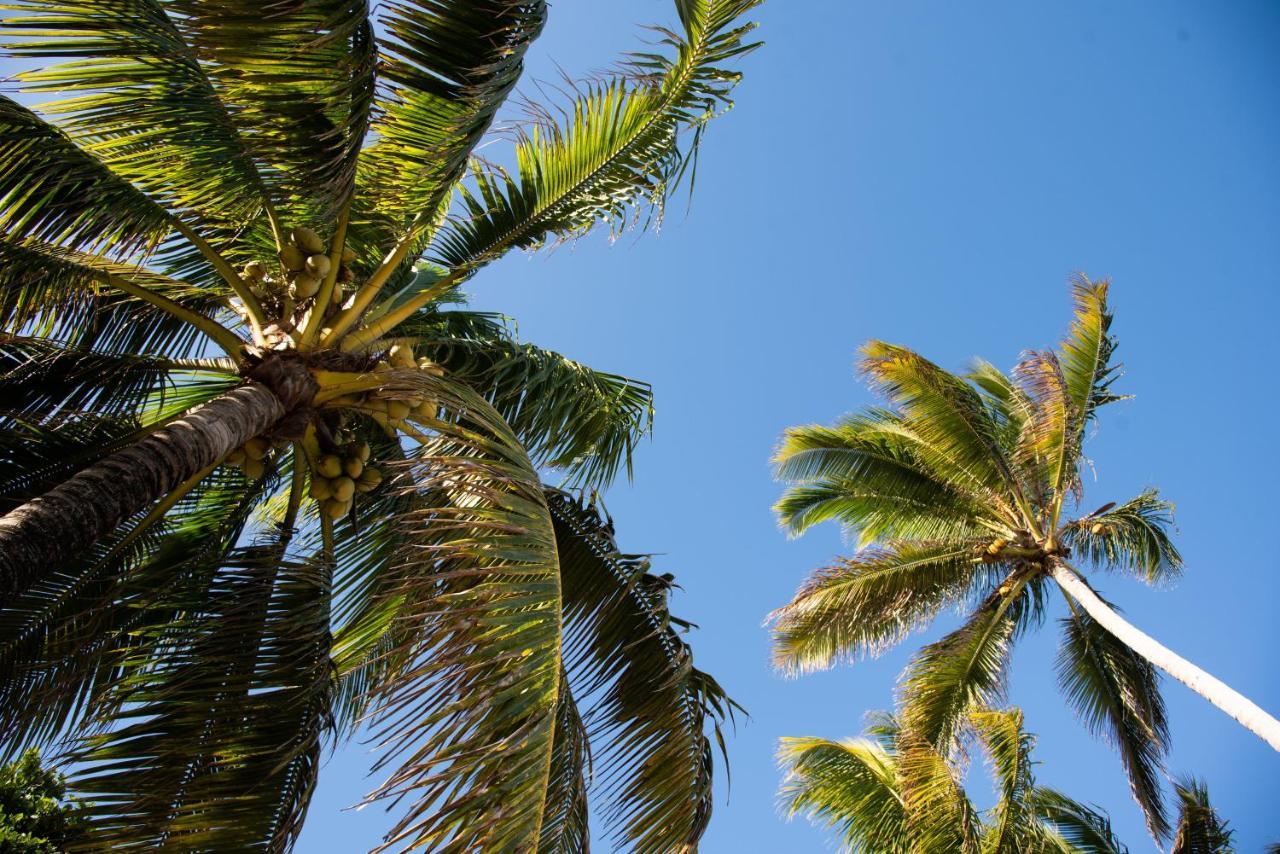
top-left (0, 1), bottom-right (759, 850)
top-left (769, 279), bottom-right (1279, 843)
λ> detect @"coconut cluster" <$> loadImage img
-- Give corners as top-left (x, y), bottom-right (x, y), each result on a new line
top-left (239, 226), bottom-right (357, 318)
top-left (311, 440), bottom-right (382, 520)
top-left (224, 436), bottom-right (272, 479)
top-left (358, 343), bottom-right (441, 433)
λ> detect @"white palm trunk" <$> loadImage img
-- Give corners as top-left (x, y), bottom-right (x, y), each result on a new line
top-left (1050, 562), bottom-right (1280, 753)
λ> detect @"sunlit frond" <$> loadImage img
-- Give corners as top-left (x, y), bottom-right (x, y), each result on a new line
top-left (1056, 608), bottom-right (1170, 841)
top-left (895, 727), bottom-right (980, 853)
top-left (770, 541), bottom-right (997, 674)
top-left (1030, 788), bottom-right (1129, 854)
top-left (1061, 490), bottom-right (1181, 585)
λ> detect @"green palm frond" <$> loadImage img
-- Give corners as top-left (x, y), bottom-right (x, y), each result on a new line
top-left (899, 587), bottom-right (1040, 753)
top-left (356, 0), bottom-right (548, 246)
top-left (896, 727), bottom-right (980, 854)
top-left (1056, 607), bottom-right (1170, 841)
top-left (537, 679), bottom-right (591, 854)
top-left (0, 467), bottom-right (271, 758)
top-left (419, 332), bottom-right (653, 489)
top-left (547, 489), bottom-right (738, 853)
top-left (422, 0), bottom-right (761, 278)
top-left (352, 370), bottom-right (563, 851)
top-left (0, 237), bottom-right (235, 356)
top-left (770, 541), bottom-right (998, 674)
top-left (970, 708), bottom-right (1037, 853)
top-left (2, 1), bottom-right (282, 232)
top-left (1061, 490), bottom-right (1181, 585)
top-left (71, 545), bottom-right (332, 852)
top-left (1169, 777), bottom-right (1233, 854)
top-left (157, 0), bottom-right (376, 224)
top-left (860, 341), bottom-right (1029, 524)
top-left (773, 412), bottom-right (993, 543)
top-left (1030, 789), bottom-right (1129, 854)
top-left (777, 736), bottom-right (910, 854)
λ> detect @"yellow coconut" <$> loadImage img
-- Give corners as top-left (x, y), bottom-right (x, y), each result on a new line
top-left (353, 441), bottom-right (371, 463)
top-left (341, 246), bottom-right (357, 264)
top-left (292, 225), bottom-right (325, 255)
top-left (386, 400), bottom-right (411, 422)
top-left (343, 456), bottom-right (363, 479)
top-left (305, 254), bottom-right (331, 279)
top-left (331, 476), bottom-right (356, 502)
top-left (986, 538), bottom-right (1008, 556)
top-left (317, 454), bottom-right (343, 479)
top-left (323, 498), bottom-right (349, 520)
top-left (225, 448), bottom-right (246, 467)
top-left (357, 468), bottom-right (383, 492)
top-left (243, 260), bottom-right (267, 281)
top-left (1091, 523), bottom-right (1108, 536)
top-left (388, 343), bottom-right (416, 368)
top-left (279, 245), bottom-right (305, 272)
top-left (242, 457), bottom-right (266, 479)
top-left (293, 274), bottom-right (320, 299)
top-left (310, 477), bottom-right (334, 501)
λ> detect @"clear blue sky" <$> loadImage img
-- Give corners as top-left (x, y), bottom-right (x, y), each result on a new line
top-left (297, 2), bottom-right (1280, 850)
top-left (8, 0), bottom-right (1277, 850)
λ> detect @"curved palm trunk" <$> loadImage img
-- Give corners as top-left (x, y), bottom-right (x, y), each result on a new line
top-left (1050, 562), bottom-right (1280, 753)
top-left (0, 383), bottom-right (285, 590)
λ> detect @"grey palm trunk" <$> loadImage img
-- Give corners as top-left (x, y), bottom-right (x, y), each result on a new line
top-left (1051, 560), bottom-right (1280, 753)
top-left (0, 353), bottom-right (315, 588)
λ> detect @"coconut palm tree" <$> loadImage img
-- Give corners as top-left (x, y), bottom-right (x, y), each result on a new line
top-left (768, 279), bottom-right (1280, 842)
top-left (779, 708), bottom-right (1234, 854)
top-left (0, 1), bottom-right (758, 850)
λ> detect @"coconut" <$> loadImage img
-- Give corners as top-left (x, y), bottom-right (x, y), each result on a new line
top-left (243, 260), bottom-right (267, 281)
top-left (280, 245), bottom-right (305, 272)
top-left (292, 226), bottom-right (325, 255)
top-left (317, 454), bottom-right (343, 479)
top-left (986, 538), bottom-right (1007, 556)
top-left (386, 400), bottom-right (411, 422)
top-left (414, 400), bottom-right (435, 420)
top-left (388, 343), bottom-right (416, 368)
top-left (242, 457), bottom-right (266, 479)
top-left (331, 476), bottom-right (356, 502)
top-left (225, 448), bottom-right (246, 467)
top-left (305, 254), bottom-right (331, 279)
top-left (323, 498), bottom-right (349, 520)
top-left (357, 468), bottom-right (382, 493)
top-left (310, 477), bottom-right (334, 501)
top-left (243, 437), bottom-right (270, 460)
top-left (353, 441), bottom-right (371, 463)
top-left (341, 246), bottom-right (357, 264)
top-left (292, 274), bottom-right (320, 298)
top-left (343, 456), bottom-right (363, 479)
top-left (1091, 523), bottom-right (1108, 536)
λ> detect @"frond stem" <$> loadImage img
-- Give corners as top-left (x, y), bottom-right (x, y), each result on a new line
top-left (96, 268), bottom-right (244, 359)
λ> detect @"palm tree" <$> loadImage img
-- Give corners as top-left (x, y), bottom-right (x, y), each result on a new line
top-left (779, 708), bottom-right (1234, 854)
top-left (0, 1), bottom-right (758, 850)
top-left (768, 279), bottom-right (1280, 841)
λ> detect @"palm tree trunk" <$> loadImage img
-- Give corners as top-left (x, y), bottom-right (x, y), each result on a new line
top-left (1050, 562), bottom-right (1280, 753)
top-left (0, 381), bottom-right (288, 591)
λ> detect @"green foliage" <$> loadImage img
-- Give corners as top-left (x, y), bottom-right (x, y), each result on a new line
top-left (0, 749), bottom-right (86, 853)
top-left (770, 281), bottom-right (1193, 842)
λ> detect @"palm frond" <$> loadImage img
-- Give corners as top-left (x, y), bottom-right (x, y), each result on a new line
top-left (1061, 490), bottom-right (1181, 585)
top-left (421, 0), bottom-right (760, 277)
top-left (773, 412), bottom-right (993, 543)
top-left (1030, 788), bottom-right (1129, 854)
top-left (2, 0), bottom-right (283, 232)
top-left (970, 708), bottom-right (1037, 854)
top-left (161, 0), bottom-right (376, 222)
top-left (1169, 777), bottom-right (1233, 854)
top-left (777, 736), bottom-right (910, 854)
top-left (537, 678), bottom-right (591, 854)
top-left (547, 489), bottom-right (737, 853)
top-left (351, 369), bottom-right (563, 851)
top-left (70, 544), bottom-right (333, 852)
top-left (770, 541), bottom-right (997, 674)
top-left (1056, 607), bottom-right (1170, 841)
top-left (356, 0), bottom-right (548, 244)
top-left (418, 332), bottom-right (653, 489)
top-left (860, 341), bottom-right (1028, 524)
top-left (895, 727), bottom-right (980, 854)
top-left (1057, 276), bottom-right (1123, 434)
top-left (898, 587), bottom-right (1038, 754)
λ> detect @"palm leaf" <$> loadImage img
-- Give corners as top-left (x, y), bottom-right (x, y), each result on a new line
top-left (895, 727), bottom-right (981, 854)
top-left (969, 708), bottom-right (1037, 854)
top-left (1169, 777), bottom-right (1233, 854)
top-left (1061, 490), bottom-right (1181, 585)
top-left (1029, 788), bottom-right (1129, 854)
top-left (547, 489), bottom-right (738, 853)
top-left (777, 735), bottom-right (910, 854)
top-left (1056, 607), bottom-right (1170, 841)
top-left (770, 541), bottom-right (997, 674)
top-left (537, 678), bottom-right (591, 854)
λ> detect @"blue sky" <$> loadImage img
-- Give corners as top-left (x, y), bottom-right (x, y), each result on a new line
top-left (296, 1), bottom-right (1280, 850)
top-left (5, 0), bottom-right (1275, 850)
